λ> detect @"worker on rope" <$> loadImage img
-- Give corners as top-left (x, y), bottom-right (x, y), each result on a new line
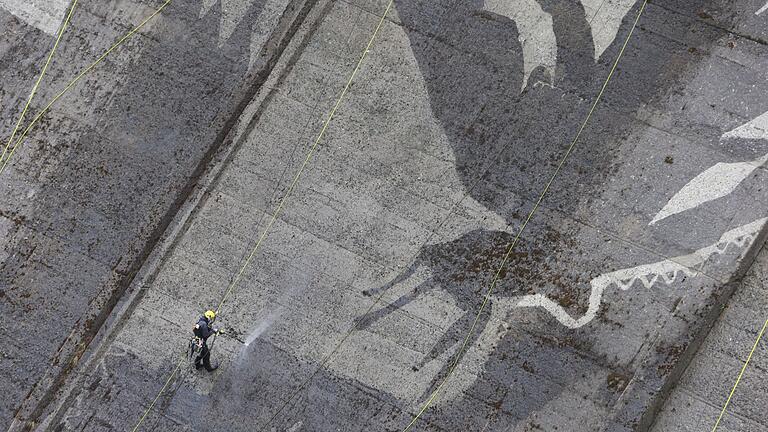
top-left (191, 310), bottom-right (221, 372)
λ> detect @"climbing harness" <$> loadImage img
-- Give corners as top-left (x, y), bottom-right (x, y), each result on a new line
top-left (186, 336), bottom-right (203, 364)
top-left (187, 318), bottom-right (219, 366)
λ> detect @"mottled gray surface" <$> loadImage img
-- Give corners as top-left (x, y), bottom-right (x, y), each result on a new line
top-left (0, 0), bottom-right (298, 428)
top-left (651, 244), bottom-right (768, 432)
top-left (1, 0), bottom-right (768, 431)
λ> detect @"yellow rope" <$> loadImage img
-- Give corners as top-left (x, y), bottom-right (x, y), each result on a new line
top-left (711, 316), bottom-right (768, 431)
top-left (402, 1), bottom-right (648, 429)
top-left (131, 0), bottom-right (395, 429)
top-left (213, 0), bottom-right (395, 315)
top-left (0, 0), bottom-right (172, 176)
top-left (0, 0), bottom-right (79, 167)
top-left (131, 358), bottom-right (185, 432)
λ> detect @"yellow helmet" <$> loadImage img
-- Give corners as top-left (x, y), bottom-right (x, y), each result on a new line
top-left (204, 310), bottom-right (216, 321)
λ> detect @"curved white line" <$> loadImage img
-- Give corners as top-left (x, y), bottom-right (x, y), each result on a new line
top-left (504, 218), bottom-right (767, 328)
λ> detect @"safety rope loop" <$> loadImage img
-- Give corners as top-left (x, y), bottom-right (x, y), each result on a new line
top-left (401, 0), bottom-right (649, 430)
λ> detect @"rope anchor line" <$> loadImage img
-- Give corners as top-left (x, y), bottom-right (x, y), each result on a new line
top-left (712, 317), bottom-right (768, 432)
top-left (0, 0), bottom-right (172, 176)
top-left (0, 0), bottom-right (80, 169)
top-left (131, 0), bottom-right (396, 430)
top-left (401, 0), bottom-right (649, 429)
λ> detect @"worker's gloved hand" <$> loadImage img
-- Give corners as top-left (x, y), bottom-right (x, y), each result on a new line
top-left (215, 327), bottom-right (223, 334)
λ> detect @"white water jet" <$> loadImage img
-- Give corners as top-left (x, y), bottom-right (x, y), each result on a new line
top-left (242, 308), bottom-right (282, 349)
top-left (234, 308), bottom-right (284, 369)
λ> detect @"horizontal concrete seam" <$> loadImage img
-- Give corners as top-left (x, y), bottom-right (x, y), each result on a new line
top-left (78, 4), bottom-right (264, 68)
top-left (231, 153), bottom-right (466, 221)
top-left (648, 2), bottom-right (768, 47)
top-left (197, 196), bottom-right (435, 275)
top-left (164, 237), bottom-right (454, 338)
top-left (626, 110), bottom-right (758, 158)
top-left (234, 336), bottom-right (452, 431)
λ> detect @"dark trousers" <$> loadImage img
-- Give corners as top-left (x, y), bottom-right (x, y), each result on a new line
top-left (194, 343), bottom-right (215, 371)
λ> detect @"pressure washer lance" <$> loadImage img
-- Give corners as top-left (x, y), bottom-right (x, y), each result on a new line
top-left (207, 331), bottom-right (219, 352)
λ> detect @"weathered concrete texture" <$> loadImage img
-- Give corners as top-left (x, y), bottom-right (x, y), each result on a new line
top-left (26, 0), bottom-right (768, 431)
top-left (651, 243), bottom-right (768, 432)
top-left (0, 0), bottom-right (301, 428)
top-left (4, 0), bottom-right (768, 431)
top-left (0, 0), bottom-right (69, 36)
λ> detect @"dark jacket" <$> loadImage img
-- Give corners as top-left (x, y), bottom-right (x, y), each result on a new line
top-left (193, 316), bottom-right (216, 340)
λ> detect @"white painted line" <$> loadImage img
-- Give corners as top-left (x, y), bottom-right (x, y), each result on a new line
top-left (506, 217), bottom-right (767, 328)
top-left (757, 2), bottom-right (768, 15)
